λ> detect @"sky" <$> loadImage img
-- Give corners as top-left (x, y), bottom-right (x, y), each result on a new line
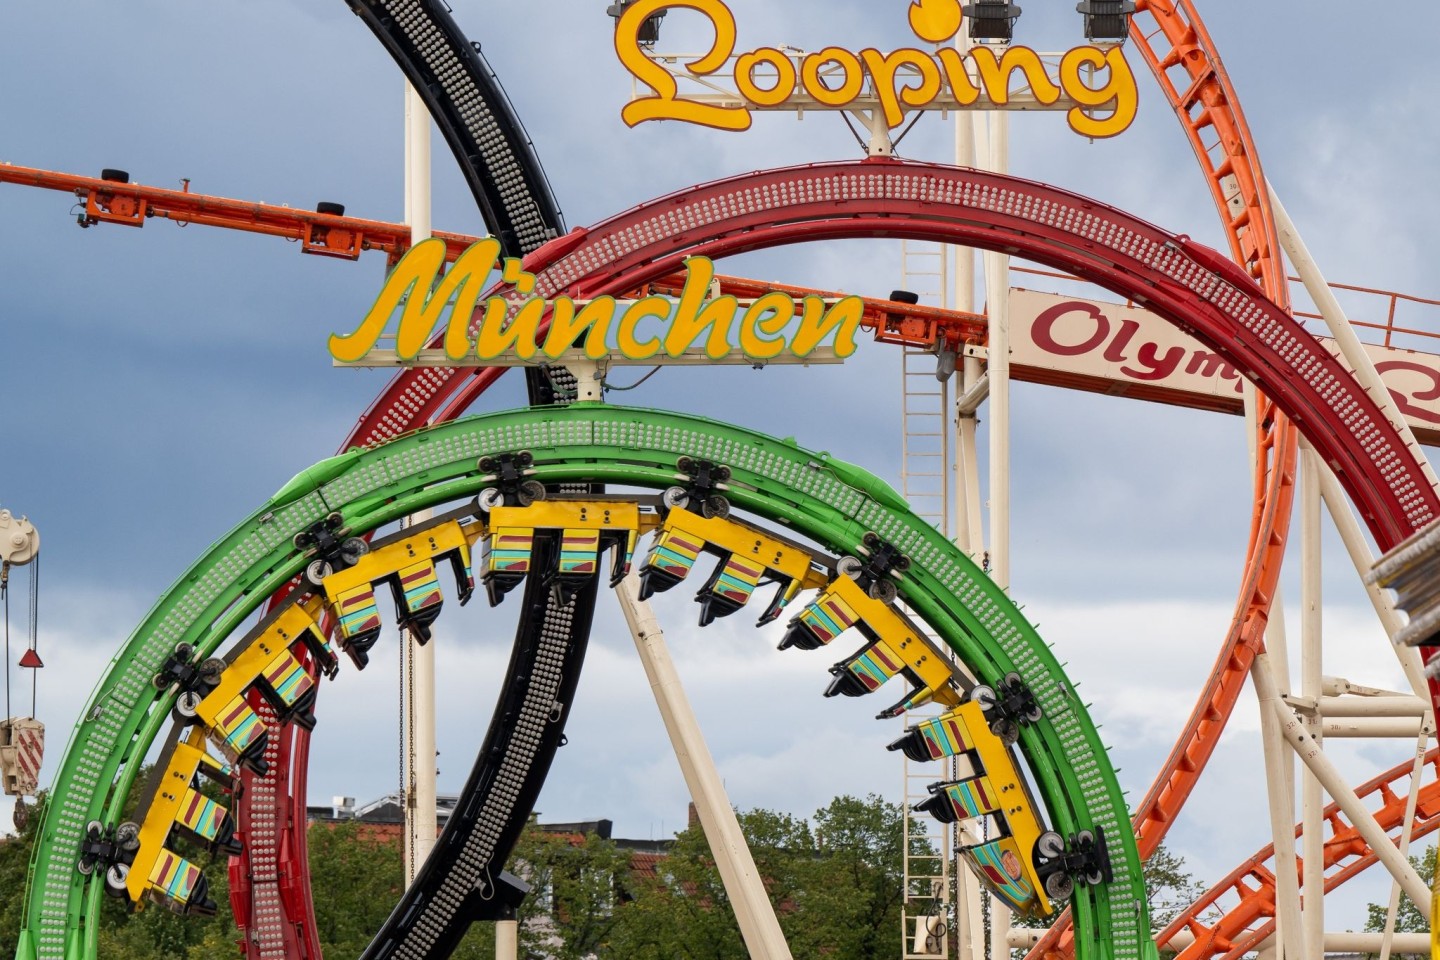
top-left (4, 0), bottom-right (1440, 937)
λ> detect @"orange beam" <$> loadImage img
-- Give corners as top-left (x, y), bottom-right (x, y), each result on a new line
top-left (0, 161), bottom-right (989, 351)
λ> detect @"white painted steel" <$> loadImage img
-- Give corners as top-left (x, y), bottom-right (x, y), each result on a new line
top-left (402, 80), bottom-right (437, 883)
top-left (1315, 462), bottom-right (1431, 698)
top-left (1252, 652), bottom-right (1432, 910)
top-left (616, 571), bottom-right (793, 960)
top-left (973, 102), bottom-right (1013, 960)
top-left (1319, 695), bottom-right (1429, 717)
top-left (1374, 732), bottom-right (1429, 960)
top-left (1299, 445), bottom-right (1324, 959)
top-left (1321, 717), bottom-right (1434, 738)
top-left (495, 918), bottom-right (518, 960)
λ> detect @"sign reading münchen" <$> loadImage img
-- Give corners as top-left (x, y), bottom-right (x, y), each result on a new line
top-left (329, 238), bottom-right (865, 364)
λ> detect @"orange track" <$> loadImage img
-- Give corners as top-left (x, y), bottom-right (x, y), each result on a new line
top-left (1160, 749), bottom-right (1440, 958)
top-left (3, 24), bottom-right (1404, 948)
top-left (1027, 1), bottom-right (1299, 957)
top-left (0, 162), bottom-right (987, 352)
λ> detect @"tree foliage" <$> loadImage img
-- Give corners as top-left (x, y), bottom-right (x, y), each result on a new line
top-left (1364, 845), bottom-right (1435, 940)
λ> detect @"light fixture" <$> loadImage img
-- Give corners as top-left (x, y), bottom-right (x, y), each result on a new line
top-left (607, 1), bottom-right (666, 45)
top-left (962, 1), bottom-right (1022, 42)
top-left (1076, 0), bottom-right (1135, 41)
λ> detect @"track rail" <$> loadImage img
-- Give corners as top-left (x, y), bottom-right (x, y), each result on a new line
top-left (230, 3), bottom-right (575, 955)
top-left (1160, 748), bottom-right (1440, 958)
top-left (1032, 0), bottom-right (1298, 953)
top-left (361, 159), bottom-right (1435, 545)
top-left (344, 0), bottom-right (562, 252)
top-left (15, 406), bottom-right (1149, 960)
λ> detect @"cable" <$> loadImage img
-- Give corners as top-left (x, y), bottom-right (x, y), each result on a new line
top-left (28, 556), bottom-right (39, 718)
top-left (3, 563), bottom-right (9, 723)
top-left (602, 366), bottom-right (662, 393)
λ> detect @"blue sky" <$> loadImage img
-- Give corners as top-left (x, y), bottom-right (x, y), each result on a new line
top-left (4, 0), bottom-right (1439, 933)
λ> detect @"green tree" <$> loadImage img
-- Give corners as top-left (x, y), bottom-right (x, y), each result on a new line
top-left (1364, 845), bottom-right (1435, 941)
top-left (607, 794), bottom-right (914, 960)
top-left (0, 796), bottom-right (46, 960)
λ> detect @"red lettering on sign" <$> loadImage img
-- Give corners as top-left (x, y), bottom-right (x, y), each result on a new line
top-left (1375, 360), bottom-right (1440, 425)
top-left (1031, 302), bottom-right (1108, 355)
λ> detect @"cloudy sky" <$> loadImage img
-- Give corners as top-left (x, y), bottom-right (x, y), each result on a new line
top-left (4, 0), bottom-right (1440, 935)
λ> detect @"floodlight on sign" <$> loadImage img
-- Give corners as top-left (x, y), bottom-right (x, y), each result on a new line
top-left (1076, 0), bottom-right (1135, 41)
top-left (962, 1), bottom-right (1022, 41)
top-left (607, 0), bottom-right (665, 45)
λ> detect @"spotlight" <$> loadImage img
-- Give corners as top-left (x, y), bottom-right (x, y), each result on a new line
top-left (607, 1), bottom-right (666, 45)
top-left (1076, 0), bottom-right (1135, 42)
top-left (962, 1), bottom-right (1022, 42)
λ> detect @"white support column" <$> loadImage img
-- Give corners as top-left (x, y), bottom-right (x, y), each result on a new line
top-left (1253, 650), bottom-right (1305, 960)
top-left (973, 104), bottom-right (1012, 960)
top-left (1252, 653), bottom-right (1432, 911)
top-left (1314, 462), bottom-right (1430, 698)
top-left (402, 80), bottom-right (437, 883)
top-left (1298, 444), bottom-right (1324, 956)
top-left (616, 571), bottom-right (793, 960)
top-left (1373, 732), bottom-right (1429, 960)
top-left (495, 917), bottom-right (518, 960)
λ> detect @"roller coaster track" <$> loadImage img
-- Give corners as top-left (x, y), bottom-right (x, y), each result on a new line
top-left (1031, 1), bottom-right (1298, 954)
top-left (8, 5), bottom-right (1428, 952)
top-left (230, 4), bottom-right (578, 957)
top-left (1158, 748), bottom-right (1440, 959)
top-left (21, 161), bottom-right (1440, 960)
top-left (17, 405), bottom-right (1152, 960)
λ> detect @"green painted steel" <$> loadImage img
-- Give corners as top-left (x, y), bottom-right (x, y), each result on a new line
top-left (19, 405), bottom-right (1152, 960)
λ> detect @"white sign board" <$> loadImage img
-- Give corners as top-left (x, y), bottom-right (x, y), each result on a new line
top-left (1008, 288), bottom-right (1440, 446)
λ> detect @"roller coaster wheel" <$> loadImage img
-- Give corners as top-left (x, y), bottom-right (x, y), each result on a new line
top-left (478, 487), bottom-right (505, 511)
top-left (115, 822), bottom-right (140, 852)
top-left (293, 531), bottom-right (311, 550)
top-left (304, 559), bottom-right (334, 590)
top-left (1076, 829), bottom-right (1095, 847)
top-left (662, 486), bottom-right (689, 509)
top-left (199, 658), bottom-right (226, 686)
top-left (894, 554), bottom-right (912, 572)
top-left (837, 556), bottom-right (864, 579)
top-left (84, 820), bottom-right (104, 842)
top-left (517, 479), bottom-right (547, 507)
top-left (1085, 867), bottom-right (1105, 886)
top-left (104, 863), bottom-right (130, 894)
top-left (174, 690), bottom-right (203, 720)
top-left (76, 856), bottom-right (96, 876)
top-left (1036, 831), bottom-right (1065, 859)
top-left (862, 532), bottom-right (880, 549)
top-left (517, 451), bottom-right (534, 467)
top-left (1045, 870), bottom-right (1074, 901)
top-left (339, 537), bottom-right (369, 566)
top-left (990, 717), bottom-right (1020, 745)
top-left (677, 456), bottom-right (696, 475)
top-left (325, 511), bottom-right (344, 528)
top-left (713, 465), bottom-right (731, 482)
top-left (969, 684), bottom-right (997, 709)
top-left (173, 642), bottom-right (194, 662)
top-left (152, 671), bottom-right (171, 691)
top-left (868, 579), bottom-right (897, 603)
top-left (701, 496), bottom-right (730, 519)
top-left (478, 456), bottom-right (498, 474)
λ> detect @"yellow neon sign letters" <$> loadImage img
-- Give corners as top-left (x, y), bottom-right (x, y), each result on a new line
top-left (329, 238), bottom-right (864, 364)
top-left (614, 0), bottom-right (1138, 139)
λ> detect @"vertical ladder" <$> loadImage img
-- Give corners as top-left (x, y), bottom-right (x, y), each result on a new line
top-left (899, 241), bottom-right (954, 959)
